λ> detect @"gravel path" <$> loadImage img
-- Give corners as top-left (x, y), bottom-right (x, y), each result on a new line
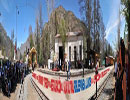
top-left (97, 69), bottom-right (115, 100)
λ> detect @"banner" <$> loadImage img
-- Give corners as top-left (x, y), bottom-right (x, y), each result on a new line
top-left (32, 68), bottom-right (110, 94)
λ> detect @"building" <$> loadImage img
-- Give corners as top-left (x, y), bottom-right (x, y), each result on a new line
top-left (55, 32), bottom-right (84, 68)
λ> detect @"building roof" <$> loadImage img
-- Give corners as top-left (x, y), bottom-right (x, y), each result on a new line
top-left (55, 31), bottom-right (83, 38)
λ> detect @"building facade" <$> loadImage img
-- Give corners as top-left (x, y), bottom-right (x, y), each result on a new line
top-left (55, 32), bottom-right (84, 68)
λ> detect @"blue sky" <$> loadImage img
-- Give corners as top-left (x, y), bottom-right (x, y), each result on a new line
top-left (0, 0), bottom-right (125, 50)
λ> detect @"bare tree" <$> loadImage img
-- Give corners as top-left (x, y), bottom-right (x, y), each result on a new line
top-left (11, 29), bottom-right (14, 61)
top-left (46, 0), bottom-right (56, 60)
top-left (29, 25), bottom-right (34, 49)
top-left (39, 3), bottom-right (43, 37)
top-left (121, 0), bottom-right (130, 65)
top-left (92, 0), bottom-right (101, 53)
top-left (58, 18), bottom-right (67, 61)
top-left (100, 16), bottom-right (106, 64)
top-left (79, 0), bottom-right (93, 67)
top-left (36, 17), bottom-right (40, 64)
top-left (79, 0), bottom-right (105, 67)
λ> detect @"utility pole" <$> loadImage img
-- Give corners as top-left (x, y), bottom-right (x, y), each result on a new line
top-left (15, 5), bottom-right (19, 61)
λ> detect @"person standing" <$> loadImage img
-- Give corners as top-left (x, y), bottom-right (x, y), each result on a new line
top-left (68, 60), bottom-right (71, 79)
top-left (60, 59), bottom-right (61, 70)
top-left (96, 60), bottom-right (99, 70)
top-left (66, 60), bottom-right (69, 81)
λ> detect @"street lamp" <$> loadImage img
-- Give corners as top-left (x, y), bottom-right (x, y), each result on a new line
top-left (15, 5), bottom-right (19, 60)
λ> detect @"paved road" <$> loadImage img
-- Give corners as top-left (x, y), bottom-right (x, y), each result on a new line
top-left (97, 69), bottom-right (115, 100)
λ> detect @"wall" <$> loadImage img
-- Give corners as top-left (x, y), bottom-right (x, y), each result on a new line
top-left (32, 66), bottom-right (114, 100)
top-left (55, 35), bottom-right (83, 62)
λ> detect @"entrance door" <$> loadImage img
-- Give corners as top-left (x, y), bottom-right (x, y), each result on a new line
top-left (59, 46), bottom-right (63, 70)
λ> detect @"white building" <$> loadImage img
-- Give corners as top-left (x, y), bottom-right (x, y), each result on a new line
top-left (55, 32), bottom-right (84, 66)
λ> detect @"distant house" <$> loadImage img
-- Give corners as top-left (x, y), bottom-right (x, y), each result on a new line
top-left (55, 32), bottom-right (84, 68)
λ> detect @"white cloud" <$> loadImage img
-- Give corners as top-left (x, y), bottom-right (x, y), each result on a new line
top-left (105, 18), bottom-right (119, 39)
top-left (105, 0), bottom-right (121, 39)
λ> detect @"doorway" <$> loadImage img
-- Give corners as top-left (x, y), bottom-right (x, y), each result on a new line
top-left (74, 46), bottom-right (77, 68)
top-left (59, 46), bottom-right (63, 70)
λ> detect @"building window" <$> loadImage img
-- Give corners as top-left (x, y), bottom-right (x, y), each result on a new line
top-left (79, 45), bottom-right (82, 61)
top-left (69, 46), bottom-right (71, 61)
top-left (74, 46), bottom-right (77, 61)
top-left (74, 46), bottom-right (77, 68)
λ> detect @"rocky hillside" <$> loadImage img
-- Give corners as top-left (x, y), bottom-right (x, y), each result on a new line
top-left (19, 5), bottom-right (86, 58)
top-left (0, 23), bottom-right (12, 58)
top-left (19, 37), bottom-right (30, 55)
top-left (42, 5), bottom-right (86, 50)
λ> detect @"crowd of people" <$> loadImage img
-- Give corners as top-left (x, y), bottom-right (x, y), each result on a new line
top-left (0, 60), bottom-right (29, 97)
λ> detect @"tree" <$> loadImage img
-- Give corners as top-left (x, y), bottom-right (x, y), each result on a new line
top-left (2, 47), bottom-right (5, 57)
top-left (79, 0), bottom-right (93, 66)
top-left (36, 17), bottom-right (40, 64)
top-left (20, 52), bottom-right (22, 60)
top-left (46, 0), bottom-right (55, 21)
top-left (38, 3), bottom-right (44, 65)
top-left (121, 0), bottom-right (130, 63)
top-left (0, 31), bottom-right (2, 45)
top-left (100, 16), bottom-right (106, 65)
top-left (11, 29), bottom-right (14, 61)
top-left (29, 25), bottom-right (34, 49)
top-left (39, 3), bottom-right (43, 37)
top-left (79, 0), bottom-right (104, 67)
top-left (0, 31), bottom-right (3, 50)
top-left (58, 19), bottom-right (67, 62)
top-left (41, 28), bottom-right (50, 65)
top-left (46, 0), bottom-right (56, 60)
top-left (23, 51), bottom-right (26, 62)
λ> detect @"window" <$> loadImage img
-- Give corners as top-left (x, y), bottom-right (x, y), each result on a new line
top-left (69, 46), bottom-right (71, 61)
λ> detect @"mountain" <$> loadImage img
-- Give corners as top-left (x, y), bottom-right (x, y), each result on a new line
top-left (42, 5), bottom-right (86, 50)
top-left (19, 37), bottom-right (30, 56)
top-left (19, 6), bottom-right (86, 60)
top-left (0, 23), bottom-right (12, 58)
top-left (18, 33), bottom-right (35, 58)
